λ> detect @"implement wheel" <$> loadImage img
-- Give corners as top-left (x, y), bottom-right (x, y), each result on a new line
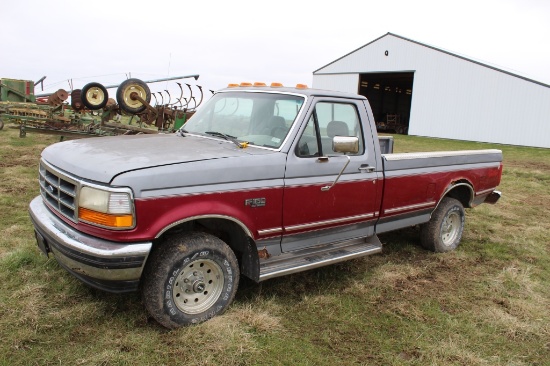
top-left (71, 89), bottom-right (84, 110)
top-left (116, 78), bottom-right (151, 114)
top-left (81, 82), bottom-right (109, 110)
top-left (142, 232), bottom-right (239, 329)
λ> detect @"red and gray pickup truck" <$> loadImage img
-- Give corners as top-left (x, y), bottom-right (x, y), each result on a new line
top-left (29, 83), bottom-right (502, 328)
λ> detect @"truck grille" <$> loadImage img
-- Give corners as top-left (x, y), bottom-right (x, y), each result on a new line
top-left (39, 161), bottom-right (79, 222)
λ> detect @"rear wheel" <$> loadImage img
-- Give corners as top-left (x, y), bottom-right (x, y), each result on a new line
top-left (142, 232), bottom-right (239, 328)
top-left (421, 197), bottom-right (465, 252)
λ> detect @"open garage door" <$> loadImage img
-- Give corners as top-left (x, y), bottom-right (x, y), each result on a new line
top-left (358, 72), bottom-right (414, 135)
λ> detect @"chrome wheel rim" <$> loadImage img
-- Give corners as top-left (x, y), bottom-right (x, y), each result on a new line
top-left (441, 211), bottom-right (460, 245)
top-left (173, 258), bottom-right (224, 314)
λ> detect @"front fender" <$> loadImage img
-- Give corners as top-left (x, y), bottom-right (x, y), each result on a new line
top-left (134, 187), bottom-right (284, 241)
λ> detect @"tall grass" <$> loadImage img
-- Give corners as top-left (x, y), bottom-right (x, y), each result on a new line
top-left (1, 128), bottom-right (548, 365)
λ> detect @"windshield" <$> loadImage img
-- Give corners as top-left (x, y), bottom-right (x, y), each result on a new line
top-left (181, 91), bottom-right (305, 149)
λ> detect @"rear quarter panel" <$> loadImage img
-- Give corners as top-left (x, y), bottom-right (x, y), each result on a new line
top-left (376, 149), bottom-right (502, 232)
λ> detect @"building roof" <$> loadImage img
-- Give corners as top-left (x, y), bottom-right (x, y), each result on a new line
top-left (313, 32), bottom-right (550, 89)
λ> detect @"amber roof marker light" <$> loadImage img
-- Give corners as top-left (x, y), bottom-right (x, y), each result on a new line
top-left (227, 82), bottom-right (308, 88)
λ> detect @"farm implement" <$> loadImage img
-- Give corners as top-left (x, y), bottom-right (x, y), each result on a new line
top-left (0, 75), bottom-right (207, 139)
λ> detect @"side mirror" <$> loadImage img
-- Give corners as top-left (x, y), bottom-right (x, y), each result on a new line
top-left (333, 136), bottom-right (359, 154)
top-left (320, 136), bottom-right (359, 192)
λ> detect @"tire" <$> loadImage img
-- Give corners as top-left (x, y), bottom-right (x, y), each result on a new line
top-left (420, 197), bottom-right (465, 252)
top-left (116, 78), bottom-right (151, 114)
top-left (81, 82), bottom-right (109, 110)
top-left (142, 232), bottom-right (240, 329)
top-left (71, 89), bottom-right (83, 110)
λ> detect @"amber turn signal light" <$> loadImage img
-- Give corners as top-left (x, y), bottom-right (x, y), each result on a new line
top-left (79, 207), bottom-right (134, 228)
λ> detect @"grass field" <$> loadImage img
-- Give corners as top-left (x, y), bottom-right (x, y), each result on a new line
top-left (0, 128), bottom-right (548, 365)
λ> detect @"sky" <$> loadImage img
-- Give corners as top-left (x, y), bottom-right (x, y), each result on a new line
top-left (2, 0), bottom-right (549, 106)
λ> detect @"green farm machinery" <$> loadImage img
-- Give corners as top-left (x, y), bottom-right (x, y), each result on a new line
top-left (0, 75), bottom-right (206, 139)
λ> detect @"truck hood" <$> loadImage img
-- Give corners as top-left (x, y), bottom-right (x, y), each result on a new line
top-left (41, 134), bottom-right (260, 183)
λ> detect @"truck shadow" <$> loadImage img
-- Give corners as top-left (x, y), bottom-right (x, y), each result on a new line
top-left (76, 227), bottom-right (431, 329)
top-left (235, 226), bottom-right (430, 304)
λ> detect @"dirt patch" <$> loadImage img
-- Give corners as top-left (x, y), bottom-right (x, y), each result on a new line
top-left (504, 160), bottom-right (550, 171)
top-left (0, 154), bottom-right (40, 169)
top-left (358, 255), bottom-right (498, 316)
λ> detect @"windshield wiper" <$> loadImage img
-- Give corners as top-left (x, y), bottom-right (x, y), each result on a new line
top-left (205, 131), bottom-right (243, 148)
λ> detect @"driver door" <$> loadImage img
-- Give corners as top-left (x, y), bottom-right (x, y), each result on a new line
top-left (281, 98), bottom-right (379, 252)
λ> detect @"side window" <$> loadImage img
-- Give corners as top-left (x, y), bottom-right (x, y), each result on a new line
top-left (296, 102), bottom-right (364, 157)
top-left (297, 115), bottom-right (320, 157)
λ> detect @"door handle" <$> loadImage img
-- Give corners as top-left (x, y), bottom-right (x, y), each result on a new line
top-left (359, 164), bottom-right (375, 173)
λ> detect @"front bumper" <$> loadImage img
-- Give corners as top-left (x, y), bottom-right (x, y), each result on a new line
top-left (29, 196), bottom-right (152, 293)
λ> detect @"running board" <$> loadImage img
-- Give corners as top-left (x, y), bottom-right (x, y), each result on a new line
top-left (259, 235), bottom-right (382, 281)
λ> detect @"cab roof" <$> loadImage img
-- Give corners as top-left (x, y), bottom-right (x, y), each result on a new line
top-left (217, 85), bottom-right (367, 100)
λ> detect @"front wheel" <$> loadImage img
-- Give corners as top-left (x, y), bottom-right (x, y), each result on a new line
top-left (421, 197), bottom-right (465, 252)
top-left (142, 232), bottom-right (240, 329)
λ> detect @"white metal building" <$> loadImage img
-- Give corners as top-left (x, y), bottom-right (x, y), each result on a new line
top-left (312, 33), bottom-right (550, 148)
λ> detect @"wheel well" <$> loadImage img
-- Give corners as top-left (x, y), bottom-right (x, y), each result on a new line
top-left (444, 181), bottom-right (474, 208)
top-left (155, 218), bottom-right (260, 281)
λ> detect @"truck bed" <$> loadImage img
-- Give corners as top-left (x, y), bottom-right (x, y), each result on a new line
top-left (382, 149), bottom-right (503, 170)
top-left (376, 149), bottom-right (503, 233)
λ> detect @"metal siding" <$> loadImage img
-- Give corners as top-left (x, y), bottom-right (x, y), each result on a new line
top-left (313, 34), bottom-right (550, 148)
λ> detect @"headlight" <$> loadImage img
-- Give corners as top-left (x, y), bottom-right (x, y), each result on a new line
top-left (78, 186), bottom-right (134, 229)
